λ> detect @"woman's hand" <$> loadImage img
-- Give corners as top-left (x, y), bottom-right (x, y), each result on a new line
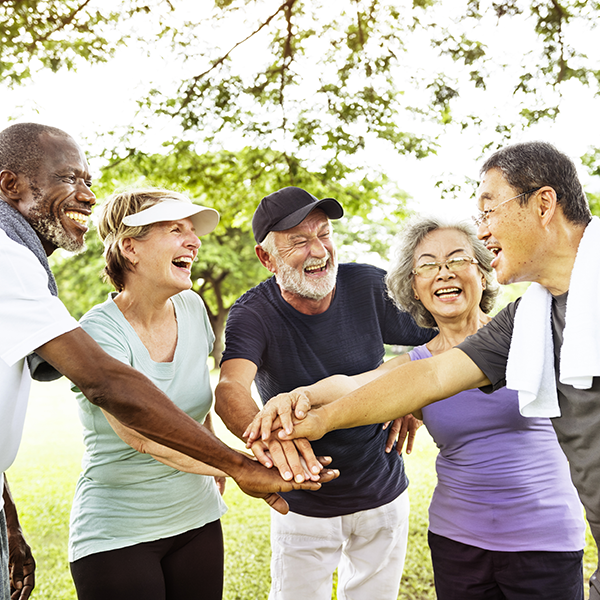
top-left (247, 436), bottom-right (328, 483)
top-left (383, 415), bottom-right (423, 454)
top-left (243, 389), bottom-right (312, 443)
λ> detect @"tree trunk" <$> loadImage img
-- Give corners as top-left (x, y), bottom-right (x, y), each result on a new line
top-left (210, 309), bottom-right (227, 367)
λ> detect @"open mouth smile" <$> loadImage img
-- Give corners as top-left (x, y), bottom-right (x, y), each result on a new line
top-left (304, 260), bottom-right (328, 274)
top-left (486, 244), bottom-right (502, 268)
top-left (172, 256), bottom-right (194, 271)
top-left (434, 287), bottom-right (462, 299)
top-left (65, 210), bottom-right (89, 226)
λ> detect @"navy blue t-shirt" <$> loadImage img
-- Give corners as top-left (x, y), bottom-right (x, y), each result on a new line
top-left (222, 263), bottom-right (435, 516)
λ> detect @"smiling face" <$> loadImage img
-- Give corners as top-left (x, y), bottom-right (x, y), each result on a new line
top-left (124, 217), bottom-right (201, 296)
top-left (412, 228), bottom-right (486, 325)
top-left (16, 133), bottom-right (96, 255)
top-left (476, 167), bottom-right (543, 285)
top-left (267, 209), bottom-right (338, 302)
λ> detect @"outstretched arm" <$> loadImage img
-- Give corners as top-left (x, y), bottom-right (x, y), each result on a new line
top-left (279, 348), bottom-right (489, 441)
top-left (101, 409), bottom-right (228, 477)
top-left (204, 413), bottom-right (227, 495)
top-left (36, 328), bottom-right (338, 514)
top-left (245, 354), bottom-right (412, 443)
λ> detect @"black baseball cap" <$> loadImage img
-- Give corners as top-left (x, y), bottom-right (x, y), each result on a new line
top-left (252, 186), bottom-right (344, 243)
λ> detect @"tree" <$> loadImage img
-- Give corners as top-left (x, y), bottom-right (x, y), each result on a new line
top-left (6, 1), bottom-right (600, 142)
top-left (0, 0), bottom-right (183, 86)
top-left (6, 1), bottom-right (600, 185)
top-left (121, 0), bottom-right (600, 162)
top-left (581, 148), bottom-right (600, 216)
top-left (52, 143), bottom-right (408, 362)
top-left (14, 0), bottom-right (600, 357)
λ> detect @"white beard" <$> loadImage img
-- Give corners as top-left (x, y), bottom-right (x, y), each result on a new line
top-left (273, 250), bottom-right (338, 301)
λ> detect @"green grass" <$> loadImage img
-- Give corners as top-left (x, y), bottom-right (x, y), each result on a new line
top-left (6, 377), bottom-right (598, 599)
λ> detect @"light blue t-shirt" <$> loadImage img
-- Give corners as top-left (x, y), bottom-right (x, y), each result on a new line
top-left (69, 290), bottom-right (227, 562)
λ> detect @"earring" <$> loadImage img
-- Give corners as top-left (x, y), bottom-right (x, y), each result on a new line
top-left (414, 293), bottom-right (420, 300)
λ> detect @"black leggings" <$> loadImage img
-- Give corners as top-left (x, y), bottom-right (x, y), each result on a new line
top-left (428, 530), bottom-right (583, 600)
top-left (70, 519), bottom-right (223, 600)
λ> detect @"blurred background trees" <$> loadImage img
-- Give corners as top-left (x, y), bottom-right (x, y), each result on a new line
top-left (5, 0), bottom-right (600, 357)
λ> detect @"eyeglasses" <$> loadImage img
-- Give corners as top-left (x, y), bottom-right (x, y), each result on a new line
top-left (412, 256), bottom-right (479, 278)
top-left (473, 187), bottom-right (542, 228)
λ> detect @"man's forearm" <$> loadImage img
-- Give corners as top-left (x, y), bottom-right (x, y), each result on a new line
top-left (214, 380), bottom-right (261, 440)
top-left (101, 409), bottom-right (228, 476)
top-left (319, 349), bottom-right (487, 431)
top-left (36, 329), bottom-right (247, 478)
top-left (3, 476), bottom-right (22, 535)
top-left (87, 367), bottom-right (247, 476)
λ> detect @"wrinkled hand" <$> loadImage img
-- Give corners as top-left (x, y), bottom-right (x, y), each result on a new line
top-left (276, 408), bottom-right (329, 443)
top-left (383, 415), bottom-right (422, 455)
top-left (244, 390), bottom-right (311, 444)
top-left (248, 436), bottom-right (327, 483)
top-left (233, 455), bottom-right (339, 514)
top-left (7, 531), bottom-right (35, 600)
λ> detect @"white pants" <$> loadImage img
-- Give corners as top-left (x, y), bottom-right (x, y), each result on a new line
top-left (269, 491), bottom-right (410, 600)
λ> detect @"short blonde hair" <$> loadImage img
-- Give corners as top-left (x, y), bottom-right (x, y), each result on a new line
top-left (97, 188), bottom-right (193, 291)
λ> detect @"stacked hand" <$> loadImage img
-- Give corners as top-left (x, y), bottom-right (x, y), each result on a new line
top-left (244, 389), bottom-right (312, 444)
top-left (232, 453), bottom-right (338, 515)
top-left (242, 390), bottom-right (331, 485)
top-left (243, 390), bottom-right (422, 471)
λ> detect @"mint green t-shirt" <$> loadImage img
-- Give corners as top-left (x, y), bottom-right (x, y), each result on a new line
top-left (69, 290), bottom-right (227, 562)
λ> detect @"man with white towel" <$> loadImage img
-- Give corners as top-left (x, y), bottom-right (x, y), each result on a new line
top-left (273, 141), bottom-right (600, 598)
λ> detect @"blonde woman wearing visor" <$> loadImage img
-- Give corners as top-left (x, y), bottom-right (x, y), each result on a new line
top-left (68, 189), bottom-right (228, 600)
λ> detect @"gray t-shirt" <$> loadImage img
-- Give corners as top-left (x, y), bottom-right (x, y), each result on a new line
top-left (458, 294), bottom-right (600, 546)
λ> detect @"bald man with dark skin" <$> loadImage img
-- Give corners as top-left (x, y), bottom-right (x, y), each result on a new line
top-left (0, 123), bottom-right (337, 600)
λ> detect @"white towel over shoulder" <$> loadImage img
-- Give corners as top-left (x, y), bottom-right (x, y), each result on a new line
top-left (506, 216), bottom-right (600, 417)
top-left (506, 283), bottom-right (558, 417)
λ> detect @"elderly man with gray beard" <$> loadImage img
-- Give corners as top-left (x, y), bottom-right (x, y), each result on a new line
top-left (215, 186), bottom-right (434, 600)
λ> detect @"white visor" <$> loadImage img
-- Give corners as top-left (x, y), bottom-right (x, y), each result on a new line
top-left (122, 200), bottom-right (220, 236)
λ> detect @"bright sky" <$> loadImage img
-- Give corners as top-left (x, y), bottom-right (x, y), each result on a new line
top-left (2, 1), bottom-right (600, 222)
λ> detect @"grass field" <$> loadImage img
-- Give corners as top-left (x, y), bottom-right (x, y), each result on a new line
top-left (6, 377), bottom-right (598, 599)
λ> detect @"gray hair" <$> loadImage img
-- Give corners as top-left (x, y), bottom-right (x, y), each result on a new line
top-left (259, 230), bottom-right (278, 256)
top-left (386, 216), bottom-right (499, 328)
top-left (258, 220), bottom-right (335, 257)
top-left (480, 141), bottom-right (591, 226)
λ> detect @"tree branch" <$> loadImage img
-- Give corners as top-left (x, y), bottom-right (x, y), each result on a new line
top-left (549, 0), bottom-right (567, 83)
top-left (178, 0), bottom-right (296, 113)
top-left (25, 0), bottom-right (95, 51)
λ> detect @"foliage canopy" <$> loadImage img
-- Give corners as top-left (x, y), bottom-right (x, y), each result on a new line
top-left (52, 144), bottom-right (408, 360)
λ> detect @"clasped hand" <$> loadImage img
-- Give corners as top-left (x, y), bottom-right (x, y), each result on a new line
top-left (242, 390), bottom-right (328, 483)
top-left (243, 389), bottom-right (422, 474)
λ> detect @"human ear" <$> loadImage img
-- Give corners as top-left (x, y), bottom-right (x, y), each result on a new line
top-left (255, 245), bottom-right (276, 273)
top-left (0, 170), bottom-right (23, 206)
top-left (411, 282), bottom-right (420, 300)
top-left (119, 237), bottom-right (138, 265)
top-left (537, 187), bottom-right (558, 227)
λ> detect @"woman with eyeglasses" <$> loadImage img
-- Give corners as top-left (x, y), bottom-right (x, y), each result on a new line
top-left (247, 217), bottom-right (586, 600)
